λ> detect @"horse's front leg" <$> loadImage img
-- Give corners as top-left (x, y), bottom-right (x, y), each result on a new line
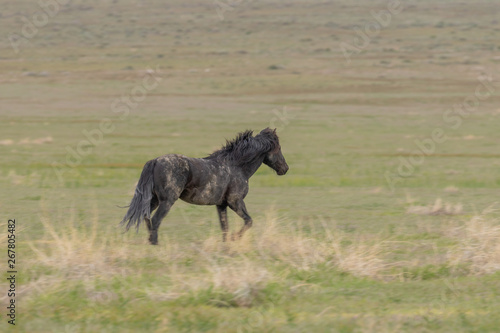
top-left (228, 200), bottom-right (253, 240)
top-left (217, 204), bottom-right (229, 242)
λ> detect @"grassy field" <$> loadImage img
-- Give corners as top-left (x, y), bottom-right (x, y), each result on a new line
top-left (1, 0), bottom-right (500, 332)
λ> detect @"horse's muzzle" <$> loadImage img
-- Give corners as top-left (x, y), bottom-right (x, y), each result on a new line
top-left (277, 165), bottom-right (289, 175)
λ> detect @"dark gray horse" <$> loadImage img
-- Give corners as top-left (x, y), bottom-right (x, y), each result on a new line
top-left (120, 128), bottom-right (288, 244)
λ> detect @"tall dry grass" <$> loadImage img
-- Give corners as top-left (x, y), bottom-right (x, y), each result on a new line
top-left (407, 198), bottom-right (463, 216)
top-left (447, 207), bottom-right (500, 275)
top-left (202, 211), bottom-right (388, 278)
top-left (22, 201), bottom-right (500, 308)
top-left (24, 205), bottom-right (390, 307)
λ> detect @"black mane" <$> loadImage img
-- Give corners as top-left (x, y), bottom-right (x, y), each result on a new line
top-left (205, 128), bottom-right (279, 166)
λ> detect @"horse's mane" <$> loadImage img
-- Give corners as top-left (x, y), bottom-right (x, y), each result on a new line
top-left (205, 128), bottom-right (279, 166)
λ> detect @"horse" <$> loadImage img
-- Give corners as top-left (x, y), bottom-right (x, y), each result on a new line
top-left (120, 128), bottom-right (289, 245)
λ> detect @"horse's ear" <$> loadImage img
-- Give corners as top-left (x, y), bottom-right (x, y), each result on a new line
top-left (260, 128), bottom-right (272, 134)
top-left (273, 128), bottom-right (277, 134)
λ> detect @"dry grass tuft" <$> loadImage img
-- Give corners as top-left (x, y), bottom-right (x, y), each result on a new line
top-left (201, 256), bottom-right (271, 307)
top-left (18, 136), bottom-right (53, 145)
top-left (444, 186), bottom-right (460, 194)
top-left (7, 170), bottom-right (41, 186)
top-left (145, 252), bottom-right (272, 307)
top-left (25, 199), bottom-right (140, 299)
top-left (329, 234), bottom-right (387, 278)
top-left (447, 208), bottom-right (500, 275)
top-left (407, 198), bottom-right (463, 216)
top-left (240, 212), bottom-right (388, 278)
top-left (253, 213), bottom-right (330, 270)
top-left (0, 139), bottom-right (14, 145)
top-left (29, 205), bottom-right (112, 279)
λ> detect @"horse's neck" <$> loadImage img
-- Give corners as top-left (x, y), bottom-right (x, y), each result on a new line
top-left (240, 155), bottom-right (265, 179)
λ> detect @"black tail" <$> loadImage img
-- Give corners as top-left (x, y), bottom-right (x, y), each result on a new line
top-left (120, 159), bottom-right (157, 231)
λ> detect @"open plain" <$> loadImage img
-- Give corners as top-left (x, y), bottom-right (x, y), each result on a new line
top-left (1, 0), bottom-right (500, 332)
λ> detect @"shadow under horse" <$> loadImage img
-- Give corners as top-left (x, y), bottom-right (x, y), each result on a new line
top-left (120, 128), bottom-right (289, 245)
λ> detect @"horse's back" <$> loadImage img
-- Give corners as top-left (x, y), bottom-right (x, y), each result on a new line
top-left (180, 157), bottom-right (231, 205)
top-left (152, 154), bottom-right (230, 205)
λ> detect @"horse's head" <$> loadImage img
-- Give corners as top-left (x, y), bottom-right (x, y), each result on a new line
top-left (261, 128), bottom-right (289, 176)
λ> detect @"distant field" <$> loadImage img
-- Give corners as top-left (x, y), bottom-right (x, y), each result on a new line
top-left (1, 1), bottom-right (500, 332)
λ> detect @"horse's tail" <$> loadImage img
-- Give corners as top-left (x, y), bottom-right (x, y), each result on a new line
top-left (120, 159), bottom-right (157, 231)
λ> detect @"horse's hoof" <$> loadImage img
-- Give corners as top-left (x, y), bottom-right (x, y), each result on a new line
top-left (230, 232), bottom-right (241, 241)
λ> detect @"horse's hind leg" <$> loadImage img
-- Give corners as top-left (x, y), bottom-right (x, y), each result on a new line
top-left (145, 194), bottom-right (159, 240)
top-left (148, 155), bottom-right (188, 244)
top-left (148, 200), bottom-right (175, 245)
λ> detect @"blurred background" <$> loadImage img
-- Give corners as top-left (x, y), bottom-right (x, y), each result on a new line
top-left (1, 1), bottom-right (500, 332)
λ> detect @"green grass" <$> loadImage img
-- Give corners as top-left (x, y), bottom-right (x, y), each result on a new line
top-left (1, 0), bottom-right (500, 332)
